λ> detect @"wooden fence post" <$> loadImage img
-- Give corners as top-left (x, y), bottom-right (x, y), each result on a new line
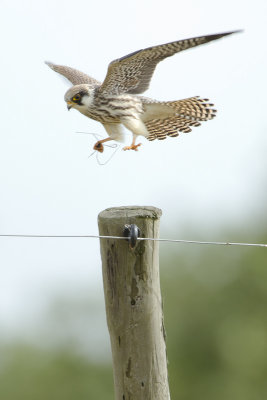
top-left (98, 206), bottom-right (170, 400)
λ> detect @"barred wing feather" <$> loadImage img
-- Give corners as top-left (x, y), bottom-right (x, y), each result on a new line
top-left (99, 31), bottom-right (239, 95)
top-left (45, 62), bottom-right (101, 87)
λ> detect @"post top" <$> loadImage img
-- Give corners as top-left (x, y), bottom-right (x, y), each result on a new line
top-left (98, 206), bottom-right (162, 221)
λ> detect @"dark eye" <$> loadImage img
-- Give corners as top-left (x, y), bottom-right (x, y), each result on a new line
top-left (72, 94), bottom-right (81, 102)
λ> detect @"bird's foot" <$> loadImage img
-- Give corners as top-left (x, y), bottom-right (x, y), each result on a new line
top-left (93, 141), bottom-right (104, 153)
top-left (123, 143), bottom-right (142, 151)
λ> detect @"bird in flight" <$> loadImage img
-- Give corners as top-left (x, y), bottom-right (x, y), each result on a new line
top-left (46, 31), bottom-right (239, 153)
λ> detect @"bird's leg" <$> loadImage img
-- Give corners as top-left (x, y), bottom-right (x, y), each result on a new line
top-left (93, 137), bottom-right (113, 153)
top-left (123, 136), bottom-right (142, 151)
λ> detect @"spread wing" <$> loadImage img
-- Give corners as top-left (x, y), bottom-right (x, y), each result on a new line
top-left (45, 62), bottom-right (101, 87)
top-left (99, 31), bottom-right (241, 95)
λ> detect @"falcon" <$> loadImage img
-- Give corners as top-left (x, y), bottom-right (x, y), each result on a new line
top-left (46, 31), bottom-right (239, 152)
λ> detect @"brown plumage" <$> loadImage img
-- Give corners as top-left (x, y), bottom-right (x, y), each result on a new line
top-left (46, 31), bottom-right (240, 151)
top-left (141, 96), bottom-right (216, 140)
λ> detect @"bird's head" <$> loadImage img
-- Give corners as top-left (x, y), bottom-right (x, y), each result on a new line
top-left (64, 84), bottom-right (94, 113)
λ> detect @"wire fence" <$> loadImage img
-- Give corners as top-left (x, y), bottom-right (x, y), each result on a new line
top-left (0, 234), bottom-right (266, 248)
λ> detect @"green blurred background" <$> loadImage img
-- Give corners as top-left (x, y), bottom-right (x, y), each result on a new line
top-left (1, 225), bottom-right (267, 400)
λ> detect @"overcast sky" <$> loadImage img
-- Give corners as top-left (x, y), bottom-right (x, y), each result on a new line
top-left (0, 0), bottom-right (266, 343)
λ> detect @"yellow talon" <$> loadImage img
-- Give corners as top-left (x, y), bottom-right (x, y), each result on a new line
top-left (123, 143), bottom-right (142, 151)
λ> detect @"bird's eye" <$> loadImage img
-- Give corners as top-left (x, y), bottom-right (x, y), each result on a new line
top-left (72, 94), bottom-right (81, 102)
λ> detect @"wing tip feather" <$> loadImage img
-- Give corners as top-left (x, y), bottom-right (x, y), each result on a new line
top-left (45, 61), bottom-right (56, 70)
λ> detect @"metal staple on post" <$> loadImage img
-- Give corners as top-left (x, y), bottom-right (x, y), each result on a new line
top-left (123, 224), bottom-right (140, 249)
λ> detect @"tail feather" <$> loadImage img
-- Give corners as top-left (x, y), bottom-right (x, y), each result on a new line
top-left (141, 96), bottom-right (217, 141)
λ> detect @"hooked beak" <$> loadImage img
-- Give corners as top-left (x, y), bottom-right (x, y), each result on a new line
top-left (67, 101), bottom-right (73, 111)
